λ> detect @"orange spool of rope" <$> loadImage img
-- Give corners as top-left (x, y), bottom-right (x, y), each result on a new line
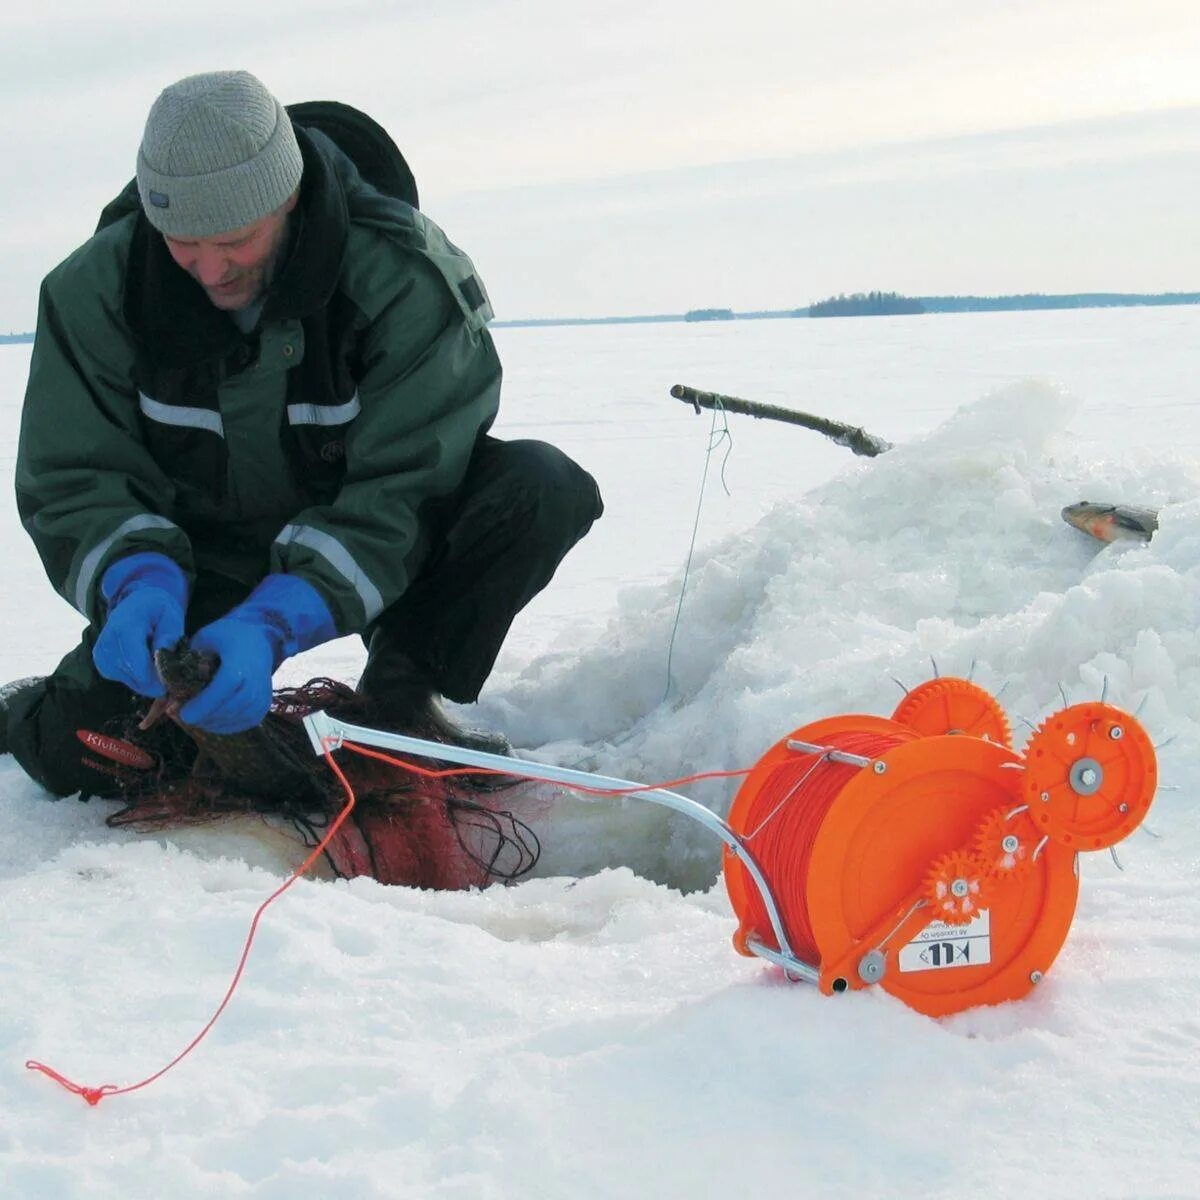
top-left (723, 678), bottom-right (1157, 1016)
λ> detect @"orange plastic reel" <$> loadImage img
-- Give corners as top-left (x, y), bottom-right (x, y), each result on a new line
top-left (1022, 702), bottom-right (1158, 850)
top-left (802, 735), bottom-right (1079, 1017)
top-left (723, 714), bottom-right (915, 957)
top-left (891, 677), bottom-right (1012, 747)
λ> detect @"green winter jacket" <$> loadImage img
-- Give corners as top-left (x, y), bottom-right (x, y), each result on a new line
top-left (17, 121), bottom-right (501, 636)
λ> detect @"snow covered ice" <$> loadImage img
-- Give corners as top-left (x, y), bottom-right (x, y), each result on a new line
top-left (2, 306), bottom-right (1199, 1198)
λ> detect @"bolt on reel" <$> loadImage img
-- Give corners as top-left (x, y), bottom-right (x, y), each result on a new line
top-left (722, 677), bottom-right (1158, 1016)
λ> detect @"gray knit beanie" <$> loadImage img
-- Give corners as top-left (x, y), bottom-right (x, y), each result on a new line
top-left (137, 70), bottom-right (303, 238)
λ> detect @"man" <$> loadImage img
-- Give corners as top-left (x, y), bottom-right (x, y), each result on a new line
top-left (4, 70), bottom-right (602, 798)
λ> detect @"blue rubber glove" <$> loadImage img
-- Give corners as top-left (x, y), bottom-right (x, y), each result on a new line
top-left (178, 574), bottom-right (337, 734)
top-left (92, 552), bottom-right (189, 698)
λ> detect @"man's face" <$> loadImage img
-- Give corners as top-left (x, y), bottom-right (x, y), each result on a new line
top-left (163, 192), bottom-right (297, 311)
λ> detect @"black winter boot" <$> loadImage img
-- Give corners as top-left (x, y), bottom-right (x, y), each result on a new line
top-left (0, 677), bottom-right (44, 756)
top-left (357, 632), bottom-right (511, 757)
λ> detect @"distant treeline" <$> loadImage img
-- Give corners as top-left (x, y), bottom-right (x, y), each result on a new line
top-left (805, 290), bottom-right (1200, 318)
top-left (684, 308), bottom-right (736, 322)
top-left (809, 291), bottom-right (925, 317)
top-left (492, 290), bottom-right (1200, 328)
top-left (6, 290), bottom-right (1200, 341)
top-left (919, 292), bottom-right (1200, 313)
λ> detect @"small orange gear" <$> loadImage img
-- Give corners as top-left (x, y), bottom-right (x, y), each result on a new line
top-left (923, 850), bottom-right (994, 925)
top-left (891, 677), bottom-right (1012, 746)
top-left (973, 806), bottom-right (1040, 880)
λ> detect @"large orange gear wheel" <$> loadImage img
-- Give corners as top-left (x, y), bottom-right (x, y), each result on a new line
top-left (923, 850), bottom-right (993, 925)
top-left (803, 734), bottom-right (1080, 1016)
top-left (891, 677), bottom-right (1012, 747)
top-left (1023, 702), bottom-right (1157, 850)
top-left (973, 805), bottom-right (1040, 880)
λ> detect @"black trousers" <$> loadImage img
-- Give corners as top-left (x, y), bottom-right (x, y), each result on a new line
top-left (7, 437), bottom-right (602, 798)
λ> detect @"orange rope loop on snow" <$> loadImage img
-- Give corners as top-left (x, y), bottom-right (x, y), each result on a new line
top-left (26, 738), bottom-right (356, 1106)
top-left (27, 737), bottom-right (756, 1105)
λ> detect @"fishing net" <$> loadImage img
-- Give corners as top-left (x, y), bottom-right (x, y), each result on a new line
top-left (100, 675), bottom-right (541, 890)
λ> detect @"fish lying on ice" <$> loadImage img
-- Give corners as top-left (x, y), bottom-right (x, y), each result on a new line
top-left (1061, 501), bottom-right (1158, 543)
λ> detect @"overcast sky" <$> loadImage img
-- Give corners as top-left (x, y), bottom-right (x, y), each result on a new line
top-left (3, 0), bottom-right (1200, 328)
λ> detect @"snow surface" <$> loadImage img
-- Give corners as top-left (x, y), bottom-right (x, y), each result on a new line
top-left (2, 307), bottom-right (1199, 1198)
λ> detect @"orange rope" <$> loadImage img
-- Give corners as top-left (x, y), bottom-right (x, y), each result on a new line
top-left (731, 731), bottom-right (903, 962)
top-left (337, 738), bottom-right (753, 795)
top-left (26, 737), bottom-right (754, 1106)
top-left (26, 739), bottom-right (356, 1106)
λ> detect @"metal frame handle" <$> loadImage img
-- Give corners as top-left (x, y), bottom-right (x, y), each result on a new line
top-left (301, 710), bottom-right (819, 982)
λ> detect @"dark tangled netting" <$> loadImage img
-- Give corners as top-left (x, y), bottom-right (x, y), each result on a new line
top-left (102, 676), bottom-right (542, 890)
